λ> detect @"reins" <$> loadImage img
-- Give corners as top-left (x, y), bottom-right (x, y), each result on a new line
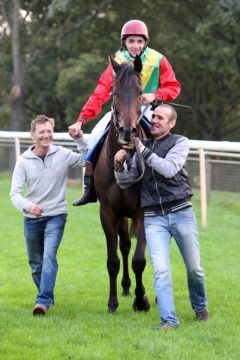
top-left (137, 104), bottom-right (150, 124)
top-left (124, 138), bottom-right (145, 185)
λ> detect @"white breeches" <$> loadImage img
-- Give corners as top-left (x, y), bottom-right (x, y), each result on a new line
top-left (87, 111), bottom-right (112, 150)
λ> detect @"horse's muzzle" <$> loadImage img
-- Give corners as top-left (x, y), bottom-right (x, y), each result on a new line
top-left (118, 127), bottom-right (136, 148)
top-left (118, 135), bottom-right (136, 149)
top-left (121, 142), bottom-right (135, 150)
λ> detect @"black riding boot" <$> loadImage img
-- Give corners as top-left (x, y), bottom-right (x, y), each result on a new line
top-left (73, 162), bottom-right (97, 206)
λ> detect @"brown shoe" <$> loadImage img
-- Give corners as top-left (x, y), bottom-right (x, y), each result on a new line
top-left (195, 308), bottom-right (208, 321)
top-left (33, 304), bottom-right (48, 316)
top-left (153, 322), bottom-right (178, 330)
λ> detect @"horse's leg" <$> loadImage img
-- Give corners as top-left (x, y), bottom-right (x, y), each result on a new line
top-left (118, 217), bottom-right (131, 296)
top-left (132, 214), bottom-right (150, 312)
top-left (100, 206), bottom-right (120, 313)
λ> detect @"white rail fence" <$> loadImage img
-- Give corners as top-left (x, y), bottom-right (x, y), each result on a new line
top-left (1, 131), bottom-right (240, 228)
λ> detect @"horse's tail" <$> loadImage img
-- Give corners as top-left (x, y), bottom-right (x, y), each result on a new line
top-left (129, 220), bottom-right (136, 239)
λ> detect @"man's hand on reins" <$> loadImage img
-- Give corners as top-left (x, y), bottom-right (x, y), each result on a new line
top-left (114, 150), bottom-right (127, 172)
top-left (134, 137), bottom-right (145, 152)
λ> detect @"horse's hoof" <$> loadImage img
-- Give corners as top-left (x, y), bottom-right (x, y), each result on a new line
top-left (108, 299), bottom-right (119, 314)
top-left (108, 308), bottom-right (116, 315)
top-left (132, 295), bottom-right (150, 312)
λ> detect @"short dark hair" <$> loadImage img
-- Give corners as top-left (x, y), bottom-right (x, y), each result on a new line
top-left (31, 115), bottom-right (55, 133)
top-left (157, 104), bottom-right (177, 122)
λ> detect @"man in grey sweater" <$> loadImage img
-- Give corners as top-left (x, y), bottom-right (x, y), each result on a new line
top-left (10, 115), bottom-right (87, 315)
top-left (114, 104), bottom-right (208, 329)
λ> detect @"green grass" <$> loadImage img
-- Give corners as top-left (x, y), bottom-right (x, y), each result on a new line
top-left (0, 174), bottom-right (240, 360)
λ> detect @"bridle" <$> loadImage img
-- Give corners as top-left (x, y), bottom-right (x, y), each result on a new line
top-left (110, 83), bottom-right (146, 185)
top-left (110, 73), bottom-right (142, 136)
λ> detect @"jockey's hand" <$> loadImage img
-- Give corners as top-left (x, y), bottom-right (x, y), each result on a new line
top-left (141, 93), bottom-right (155, 104)
top-left (114, 150), bottom-right (127, 167)
top-left (68, 122), bottom-right (82, 139)
top-left (30, 204), bottom-right (43, 217)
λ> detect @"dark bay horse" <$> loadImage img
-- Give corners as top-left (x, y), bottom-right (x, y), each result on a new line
top-left (94, 55), bottom-right (150, 313)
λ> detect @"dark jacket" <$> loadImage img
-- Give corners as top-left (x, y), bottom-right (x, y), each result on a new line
top-left (115, 133), bottom-right (193, 215)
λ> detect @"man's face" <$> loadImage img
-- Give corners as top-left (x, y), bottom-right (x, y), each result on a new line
top-left (150, 106), bottom-right (175, 139)
top-left (124, 36), bottom-right (146, 57)
top-left (31, 121), bottom-right (54, 151)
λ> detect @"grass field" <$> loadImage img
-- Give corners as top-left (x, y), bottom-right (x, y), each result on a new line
top-left (0, 174), bottom-right (240, 360)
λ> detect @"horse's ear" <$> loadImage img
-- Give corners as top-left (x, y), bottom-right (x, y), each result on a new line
top-left (109, 55), bottom-right (121, 75)
top-left (134, 55), bottom-right (143, 74)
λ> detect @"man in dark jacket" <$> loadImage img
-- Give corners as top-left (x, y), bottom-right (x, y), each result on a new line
top-left (114, 104), bottom-right (208, 329)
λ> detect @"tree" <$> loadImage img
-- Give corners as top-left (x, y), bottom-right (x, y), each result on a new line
top-left (152, 0), bottom-right (240, 140)
top-left (0, 0), bottom-right (112, 131)
top-left (1, 0), bottom-right (239, 139)
top-left (0, 0), bottom-right (26, 130)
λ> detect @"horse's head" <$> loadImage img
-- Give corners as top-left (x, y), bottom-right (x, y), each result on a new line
top-left (110, 55), bottom-right (143, 149)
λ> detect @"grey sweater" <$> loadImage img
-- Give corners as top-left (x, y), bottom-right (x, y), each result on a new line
top-left (10, 139), bottom-right (87, 217)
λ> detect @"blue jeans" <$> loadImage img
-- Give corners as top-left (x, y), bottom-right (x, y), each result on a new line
top-left (144, 207), bottom-right (207, 326)
top-left (24, 214), bottom-right (67, 308)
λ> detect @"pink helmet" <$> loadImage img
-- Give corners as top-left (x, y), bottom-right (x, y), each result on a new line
top-left (121, 20), bottom-right (149, 41)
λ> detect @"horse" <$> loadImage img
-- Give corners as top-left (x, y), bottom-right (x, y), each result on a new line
top-left (94, 55), bottom-right (150, 313)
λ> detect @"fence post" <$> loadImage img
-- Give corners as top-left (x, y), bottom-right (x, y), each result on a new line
top-left (199, 149), bottom-right (207, 228)
top-left (14, 137), bottom-right (21, 160)
top-left (205, 158), bottom-right (212, 198)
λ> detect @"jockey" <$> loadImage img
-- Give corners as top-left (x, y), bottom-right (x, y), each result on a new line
top-left (69, 19), bottom-right (181, 206)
